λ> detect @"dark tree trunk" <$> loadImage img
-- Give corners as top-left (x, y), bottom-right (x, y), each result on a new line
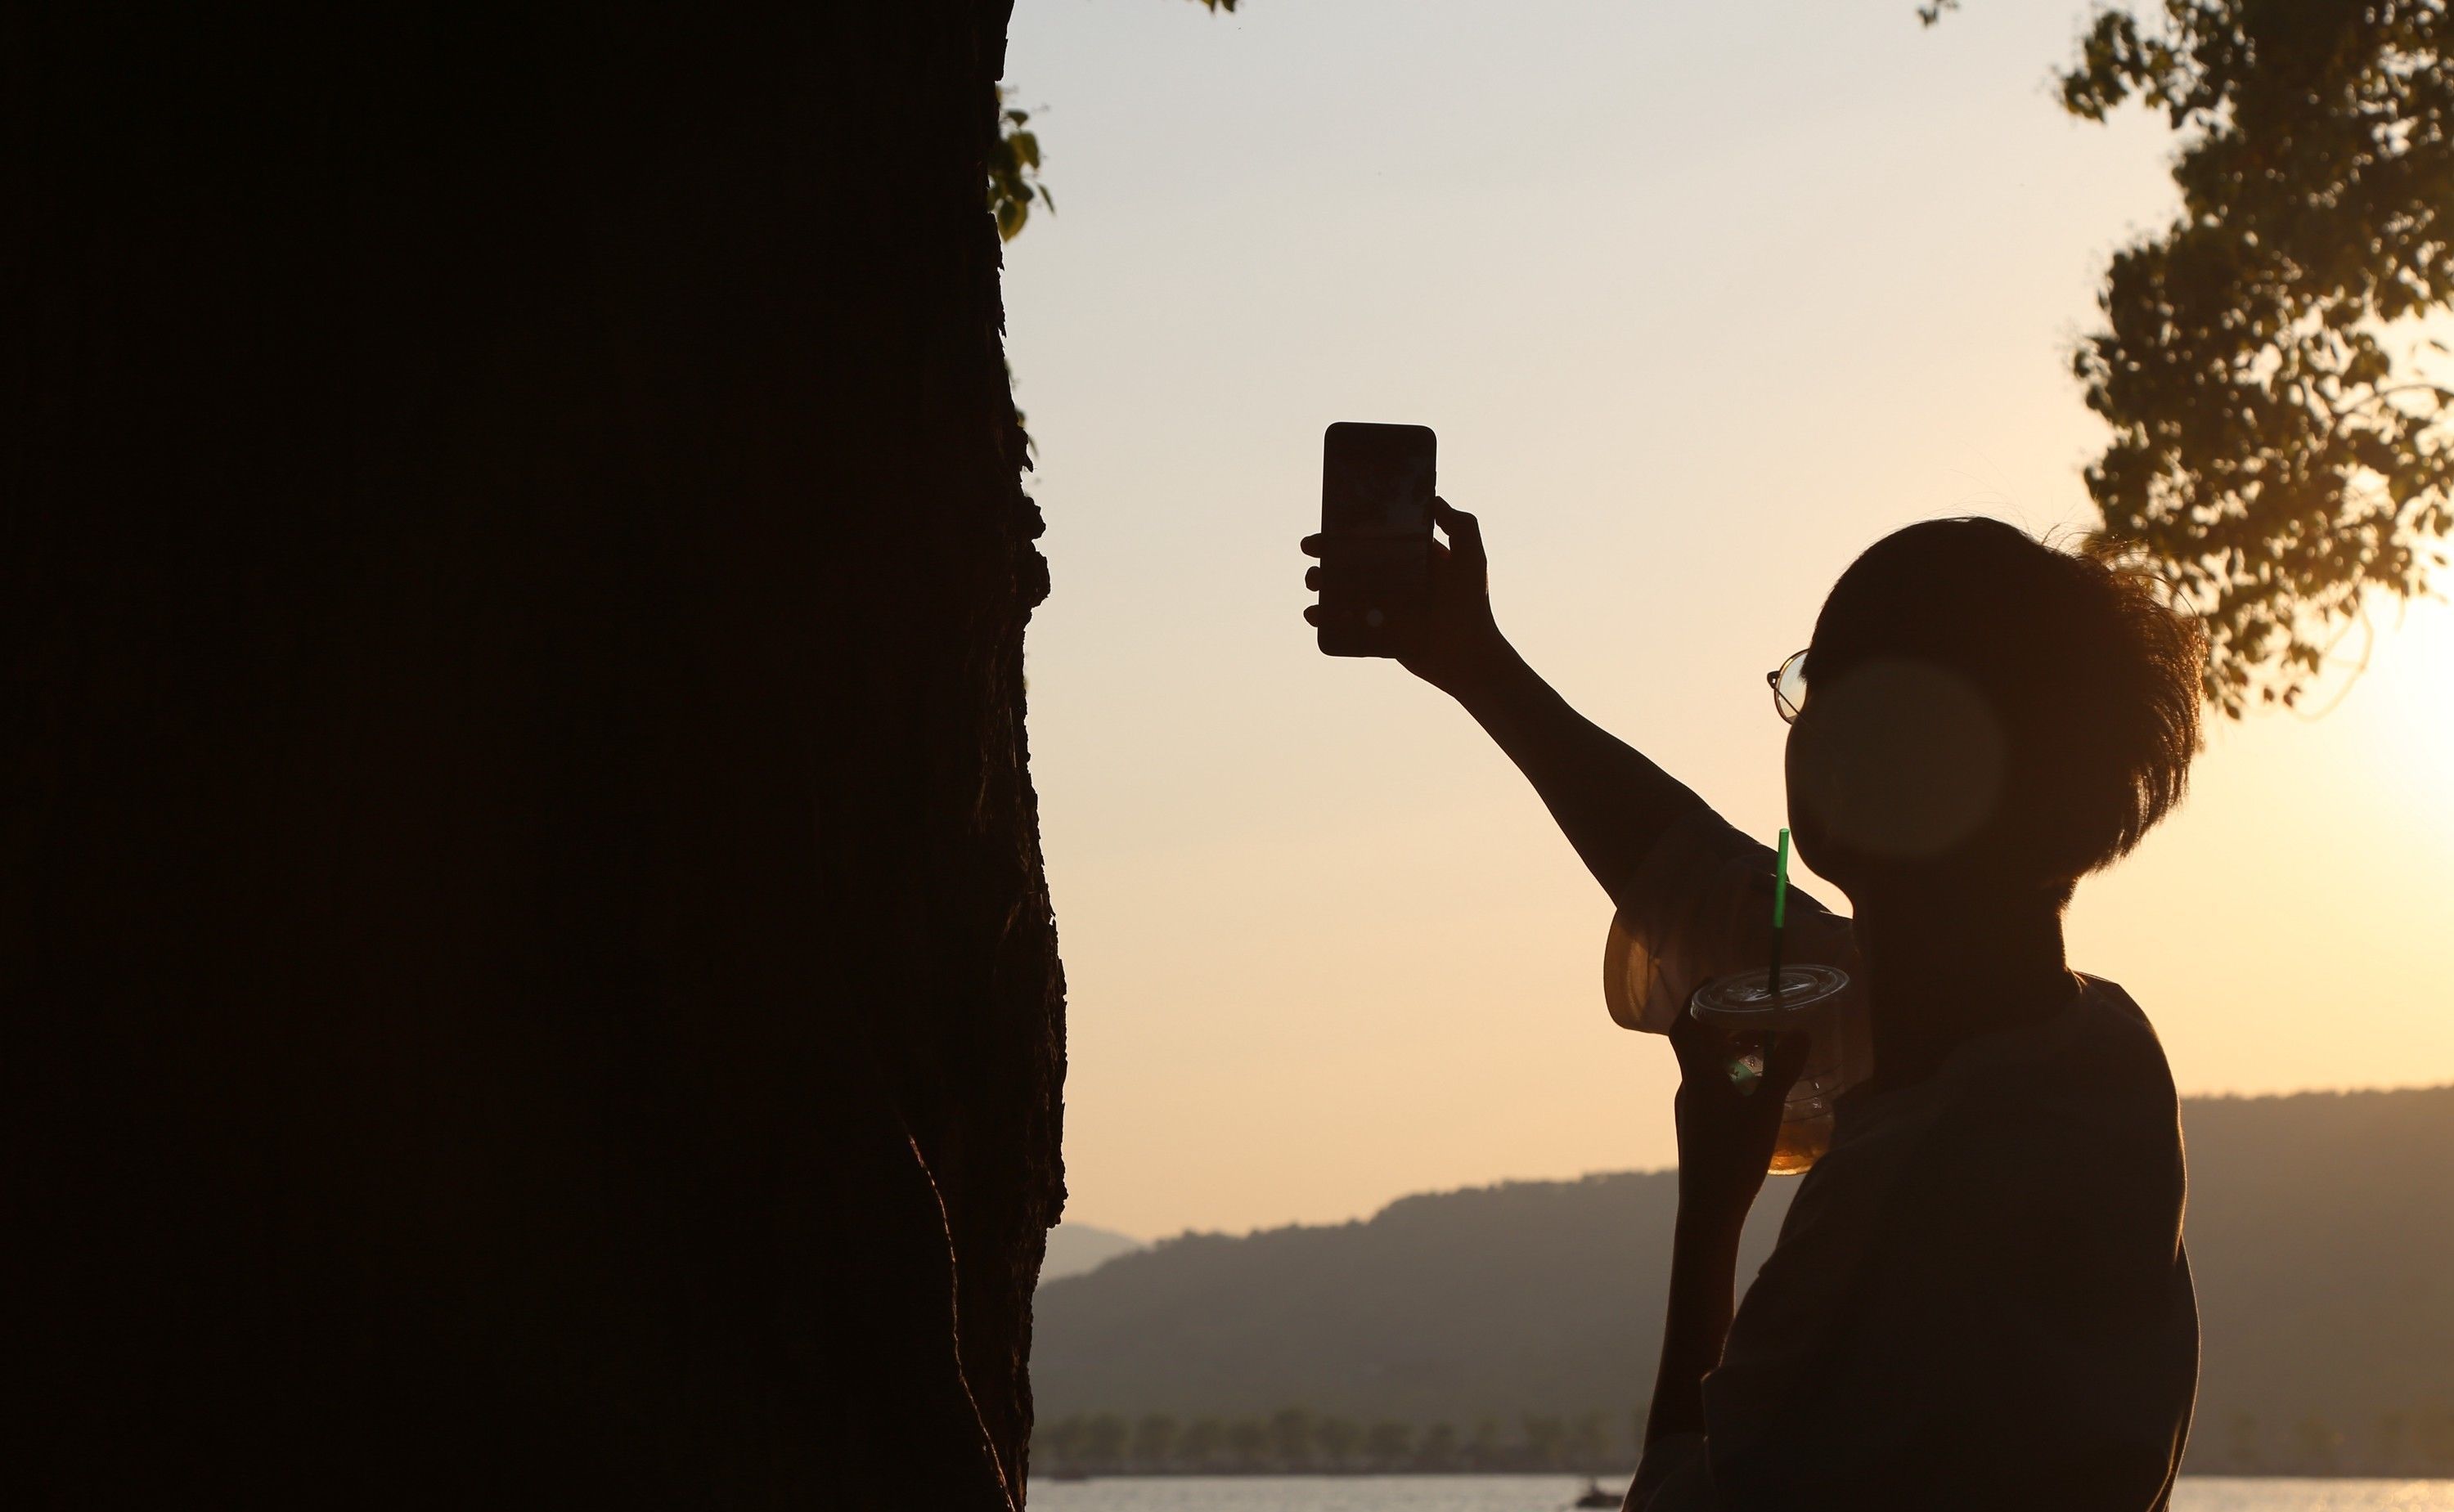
top-left (4, 5), bottom-right (1060, 1505)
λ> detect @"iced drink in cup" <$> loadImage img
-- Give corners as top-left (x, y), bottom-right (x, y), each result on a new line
top-left (1690, 962), bottom-right (1867, 1173)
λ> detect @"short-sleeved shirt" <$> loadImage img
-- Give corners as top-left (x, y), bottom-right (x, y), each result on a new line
top-left (1608, 809), bottom-right (2200, 1511)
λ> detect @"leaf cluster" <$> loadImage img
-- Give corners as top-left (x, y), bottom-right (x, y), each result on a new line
top-left (987, 86), bottom-right (1050, 243)
top-left (987, 0), bottom-right (1236, 242)
top-left (2055, 0), bottom-right (2454, 711)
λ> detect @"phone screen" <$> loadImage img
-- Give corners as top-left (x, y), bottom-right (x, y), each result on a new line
top-left (1322, 423), bottom-right (1436, 537)
top-left (1317, 422), bottom-right (1436, 657)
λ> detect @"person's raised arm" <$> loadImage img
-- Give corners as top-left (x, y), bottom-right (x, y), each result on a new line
top-left (1304, 498), bottom-right (1706, 907)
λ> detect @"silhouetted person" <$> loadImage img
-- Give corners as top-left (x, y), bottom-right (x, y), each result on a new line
top-left (1304, 509), bottom-right (2202, 1509)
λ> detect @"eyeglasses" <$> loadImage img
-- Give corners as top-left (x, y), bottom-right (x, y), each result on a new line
top-left (1766, 648), bottom-right (1809, 724)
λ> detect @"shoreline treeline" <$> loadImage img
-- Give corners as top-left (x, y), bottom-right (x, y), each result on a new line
top-left (1035, 1407), bottom-right (1634, 1477)
top-left (1032, 1405), bottom-right (2454, 1479)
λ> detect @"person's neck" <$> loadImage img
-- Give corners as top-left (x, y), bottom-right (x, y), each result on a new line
top-left (1850, 882), bottom-right (2078, 1097)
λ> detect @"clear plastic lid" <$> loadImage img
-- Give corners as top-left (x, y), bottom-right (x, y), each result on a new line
top-left (1688, 962), bottom-right (1851, 1030)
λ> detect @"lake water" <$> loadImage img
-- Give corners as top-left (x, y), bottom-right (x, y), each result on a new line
top-left (1027, 1476), bottom-right (2454, 1511)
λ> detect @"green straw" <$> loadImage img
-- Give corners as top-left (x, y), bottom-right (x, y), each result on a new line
top-left (1766, 827), bottom-right (1791, 1003)
top-left (1730, 827), bottom-right (1795, 1096)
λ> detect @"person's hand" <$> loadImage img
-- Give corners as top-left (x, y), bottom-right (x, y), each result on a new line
top-left (1665, 1007), bottom-right (1809, 1232)
top-left (1302, 497), bottom-right (1506, 696)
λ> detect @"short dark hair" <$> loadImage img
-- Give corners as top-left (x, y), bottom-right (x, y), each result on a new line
top-left (1808, 518), bottom-right (2205, 893)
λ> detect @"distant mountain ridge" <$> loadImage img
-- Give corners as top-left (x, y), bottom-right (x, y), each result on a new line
top-left (1041, 1222), bottom-right (1145, 1281)
top-left (1033, 1085), bottom-right (2454, 1475)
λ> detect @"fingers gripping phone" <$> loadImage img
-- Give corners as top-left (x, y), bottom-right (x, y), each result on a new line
top-left (1317, 422), bottom-right (1436, 657)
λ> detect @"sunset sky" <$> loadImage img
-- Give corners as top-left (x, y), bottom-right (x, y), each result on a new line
top-left (1001, 0), bottom-right (2454, 1241)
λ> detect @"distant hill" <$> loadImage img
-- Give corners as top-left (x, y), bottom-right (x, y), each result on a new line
top-left (1041, 1223), bottom-right (1145, 1281)
top-left (1033, 1085), bottom-right (2454, 1475)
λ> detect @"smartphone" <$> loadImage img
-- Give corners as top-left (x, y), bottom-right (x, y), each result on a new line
top-left (1316, 422), bottom-right (1436, 657)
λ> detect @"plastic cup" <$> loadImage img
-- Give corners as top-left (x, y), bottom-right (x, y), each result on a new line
top-left (1690, 963), bottom-right (1864, 1174)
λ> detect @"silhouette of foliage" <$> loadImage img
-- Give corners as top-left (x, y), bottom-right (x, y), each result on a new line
top-left (1031, 1406), bottom-right (1635, 1474)
top-left (1366, 1420), bottom-right (1415, 1464)
top-left (2296, 1412), bottom-right (2345, 1473)
top-left (1132, 1412), bottom-right (1180, 1468)
top-left (1944, 1), bottom-right (2454, 711)
top-left (1226, 1416), bottom-right (1268, 1467)
top-left (1047, 1413), bottom-right (1089, 1469)
top-left (1083, 1411), bottom-right (1130, 1464)
top-left (1521, 1414), bottom-right (1567, 1470)
top-left (1034, 1383), bottom-right (2454, 1476)
top-left (987, 87), bottom-right (1049, 242)
top-left (1568, 1410), bottom-right (1611, 1466)
top-left (1314, 1414), bottom-right (1362, 1468)
top-left (1268, 1405), bottom-right (1315, 1468)
top-left (990, 0), bottom-right (1238, 240)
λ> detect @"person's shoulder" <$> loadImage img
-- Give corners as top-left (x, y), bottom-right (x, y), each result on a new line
top-left (1987, 976), bottom-right (2189, 1214)
top-left (1862, 980), bottom-right (2187, 1309)
top-left (2061, 976), bottom-right (2183, 1133)
top-left (1913, 976), bottom-right (2183, 1187)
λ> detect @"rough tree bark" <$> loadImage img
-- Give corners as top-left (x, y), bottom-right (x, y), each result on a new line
top-left (3, 5), bottom-right (1060, 1505)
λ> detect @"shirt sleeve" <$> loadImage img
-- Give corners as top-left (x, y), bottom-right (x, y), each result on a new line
top-left (1602, 806), bottom-right (1855, 1034)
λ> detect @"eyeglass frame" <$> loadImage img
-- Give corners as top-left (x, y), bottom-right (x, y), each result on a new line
top-left (1766, 648), bottom-right (1809, 724)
